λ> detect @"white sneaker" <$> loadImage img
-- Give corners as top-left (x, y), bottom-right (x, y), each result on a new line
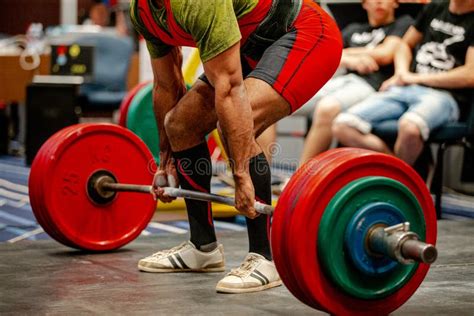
top-left (216, 253), bottom-right (282, 293)
top-left (138, 241), bottom-right (225, 273)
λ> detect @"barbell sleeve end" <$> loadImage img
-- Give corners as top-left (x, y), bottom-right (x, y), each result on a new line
top-left (401, 239), bottom-right (438, 264)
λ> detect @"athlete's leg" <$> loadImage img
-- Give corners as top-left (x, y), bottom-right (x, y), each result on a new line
top-left (164, 80), bottom-right (219, 250)
top-left (256, 125), bottom-right (277, 162)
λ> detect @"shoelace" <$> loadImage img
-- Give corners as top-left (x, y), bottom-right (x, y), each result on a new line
top-left (150, 242), bottom-right (188, 258)
top-left (228, 255), bottom-right (261, 277)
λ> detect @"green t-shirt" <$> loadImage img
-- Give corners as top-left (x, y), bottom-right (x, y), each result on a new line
top-left (130, 0), bottom-right (258, 62)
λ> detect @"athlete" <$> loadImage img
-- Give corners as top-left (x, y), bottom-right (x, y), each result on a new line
top-left (130, 0), bottom-right (342, 293)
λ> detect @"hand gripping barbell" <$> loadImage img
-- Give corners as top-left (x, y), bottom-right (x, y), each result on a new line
top-left (29, 123), bottom-right (438, 315)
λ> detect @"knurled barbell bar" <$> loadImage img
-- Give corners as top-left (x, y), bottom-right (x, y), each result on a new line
top-left (28, 123), bottom-right (438, 315)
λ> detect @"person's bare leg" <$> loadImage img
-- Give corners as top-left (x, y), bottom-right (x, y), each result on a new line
top-left (245, 78), bottom-right (291, 135)
top-left (239, 78), bottom-right (290, 259)
top-left (395, 118), bottom-right (424, 166)
top-left (300, 96), bottom-right (342, 164)
top-left (332, 123), bottom-right (393, 154)
top-left (164, 80), bottom-right (220, 250)
top-left (165, 80), bottom-right (218, 151)
top-left (256, 124), bottom-right (277, 162)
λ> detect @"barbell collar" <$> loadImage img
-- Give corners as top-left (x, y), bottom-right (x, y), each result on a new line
top-left (368, 222), bottom-right (438, 264)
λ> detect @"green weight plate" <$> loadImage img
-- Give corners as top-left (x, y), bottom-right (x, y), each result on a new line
top-left (126, 83), bottom-right (159, 164)
top-left (318, 176), bottom-right (425, 299)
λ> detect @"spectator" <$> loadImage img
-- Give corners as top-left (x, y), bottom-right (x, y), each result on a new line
top-left (82, 1), bottom-right (133, 38)
top-left (298, 0), bottom-right (412, 164)
top-left (333, 0), bottom-right (474, 167)
top-left (84, 3), bottom-right (111, 27)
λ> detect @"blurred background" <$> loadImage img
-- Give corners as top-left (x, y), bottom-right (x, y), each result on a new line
top-left (0, 0), bottom-right (472, 232)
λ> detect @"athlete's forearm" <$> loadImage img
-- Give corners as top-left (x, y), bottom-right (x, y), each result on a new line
top-left (214, 79), bottom-right (255, 180)
top-left (150, 49), bottom-right (186, 165)
top-left (152, 83), bottom-right (186, 162)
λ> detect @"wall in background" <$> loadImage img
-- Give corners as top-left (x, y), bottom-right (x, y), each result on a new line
top-left (0, 0), bottom-right (60, 35)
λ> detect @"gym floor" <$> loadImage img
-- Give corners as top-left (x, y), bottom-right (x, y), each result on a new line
top-left (0, 220), bottom-right (473, 315)
top-left (1, 156), bottom-right (474, 314)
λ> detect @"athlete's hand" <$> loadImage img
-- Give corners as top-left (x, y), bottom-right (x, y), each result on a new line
top-left (234, 174), bottom-right (258, 219)
top-left (152, 158), bottom-right (179, 203)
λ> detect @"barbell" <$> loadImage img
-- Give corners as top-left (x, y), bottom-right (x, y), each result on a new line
top-left (29, 123), bottom-right (438, 315)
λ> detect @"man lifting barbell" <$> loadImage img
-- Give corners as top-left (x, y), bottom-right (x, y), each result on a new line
top-left (129, 0), bottom-right (342, 293)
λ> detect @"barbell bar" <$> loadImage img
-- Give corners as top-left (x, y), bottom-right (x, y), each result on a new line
top-left (94, 172), bottom-right (274, 214)
top-left (90, 170), bottom-right (437, 265)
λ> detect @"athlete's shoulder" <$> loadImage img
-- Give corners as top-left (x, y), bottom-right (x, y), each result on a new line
top-left (129, 0), bottom-right (155, 37)
top-left (129, 0), bottom-right (141, 27)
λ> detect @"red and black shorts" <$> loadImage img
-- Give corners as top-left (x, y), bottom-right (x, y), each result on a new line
top-left (199, 0), bottom-right (342, 113)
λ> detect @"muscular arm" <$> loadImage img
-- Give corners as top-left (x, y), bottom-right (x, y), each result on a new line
top-left (412, 47), bottom-right (474, 89)
top-left (150, 47), bottom-right (187, 164)
top-left (342, 36), bottom-right (404, 66)
top-left (202, 42), bottom-right (256, 181)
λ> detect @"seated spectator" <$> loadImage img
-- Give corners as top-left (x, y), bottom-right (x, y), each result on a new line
top-left (298, 0), bottom-right (412, 164)
top-left (83, 2), bottom-right (111, 27)
top-left (333, 0), bottom-right (474, 167)
top-left (83, 1), bottom-right (132, 38)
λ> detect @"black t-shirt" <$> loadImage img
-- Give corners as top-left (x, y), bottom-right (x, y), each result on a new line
top-left (412, 3), bottom-right (474, 116)
top-left (342, 15), bottom-right (413, 90)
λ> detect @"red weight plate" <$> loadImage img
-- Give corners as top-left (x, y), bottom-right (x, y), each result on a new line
top-left (281, 149), bottom-right (370, 312)
top-left (29, 126), bottom-right (79, 246)
top-left (30, 126), bottom-right (83, 247)
top-left (281, 149), bottom-right (372, 310)
top-left (272, 149), bottom-right (345, 309)
top-left (118, 81), bottom-right (152, 127)
top-left (41, 124), bottom-right (156, 251)
top-left (30, 140), bottom-right (58, 240)
top-left (41, 126), bottom-right (90, 248)
top-left (272, 164), bottom-right (316, 307)
top-left (272, 150), bottom-right (345, 309)
top-left (288, 148), bottom-right (436, 315)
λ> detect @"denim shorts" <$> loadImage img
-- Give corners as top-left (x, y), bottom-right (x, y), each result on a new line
top-left (294, 73), bottom-right (376, 117)
top-left (334, 85), bottom-right (460, 140)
